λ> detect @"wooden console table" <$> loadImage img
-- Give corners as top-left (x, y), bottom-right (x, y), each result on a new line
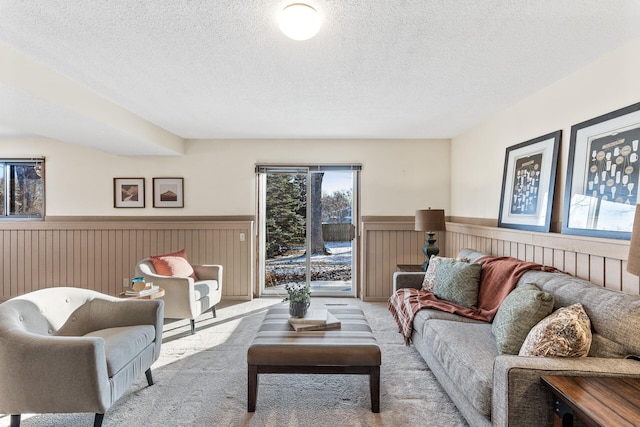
top-left (542, 375), bottom-right (640, 427)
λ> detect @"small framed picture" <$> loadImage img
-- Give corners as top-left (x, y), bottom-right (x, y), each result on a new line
top-left (114, 178), bottom-right (145, 208)
top-left (562, 102), bottom-right (640, 239)
top-left (153, 178), bottom-right (184, 208)
top-left (497, 130), bottom-right (561, 232)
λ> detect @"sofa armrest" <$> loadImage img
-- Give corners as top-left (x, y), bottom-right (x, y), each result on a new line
top-left (193, 264), bottom-right (223, 283)
top-left (0, 332), bottom-right (111, 414)
top-left (492, 355), bottom-right (640, 427)
top-left (393, 272), bottom-right (424, 292)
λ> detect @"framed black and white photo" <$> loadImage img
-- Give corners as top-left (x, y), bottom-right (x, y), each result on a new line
top-left (562, 102), bottom-right (640, 239)
top-left (498, 130), bottom-right (561, 232)
top-left (114, 178), bottom-right (145, 208)
top-left (153, 177), bottom-right (184, 208)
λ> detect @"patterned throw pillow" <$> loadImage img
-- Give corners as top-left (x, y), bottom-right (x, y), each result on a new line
top-left (432, 258), bottom-right (482, 308)
top-left (519, 303), bottom-right (592, 357)
top-left (421, 256), bottom-right (443, 291)
top-left (422, 256), bottom-right (471, 292)
top-left (150, 249), bottom-right (197, 279)
top-left (492, 283), bottom-right (555, 355)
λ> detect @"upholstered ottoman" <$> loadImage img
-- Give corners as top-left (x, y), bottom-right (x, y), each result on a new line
top-left (247, 305), bottom-right (381, 412)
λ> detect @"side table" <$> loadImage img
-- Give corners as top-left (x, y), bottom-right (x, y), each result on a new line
top-left (541, 375), bottom-right (640, 427)
top-left (118, 288), bottom-right (165, 300)
top-left (397, 264), bottom-right (424, 272)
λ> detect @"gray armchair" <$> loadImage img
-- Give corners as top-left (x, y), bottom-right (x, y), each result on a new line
top-left (135, 259), bottom-right (222, 334)
top-left (0, 286), bottom-right (163, 427)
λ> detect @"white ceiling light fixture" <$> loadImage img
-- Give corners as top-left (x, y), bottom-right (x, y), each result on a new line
top-left (278, 3), bottom-right (322, 41)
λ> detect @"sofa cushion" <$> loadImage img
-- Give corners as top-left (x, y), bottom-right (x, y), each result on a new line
top-left (432, 259), bottom-right (482, 309)
top-left (492, 283), bottom-right (554, 355)
top-left (423, 319), bottom-right (497, 417)
top-left (519, 303), bottom-right (592, 357)
top-left (150, 249), bottom-right (197, 279)
top-left (413, 308), bottom-right (487, 340)
top-left (85, 325), bottom-right (156, 376)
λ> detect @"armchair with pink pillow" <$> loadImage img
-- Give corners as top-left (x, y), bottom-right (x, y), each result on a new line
top-left (135, 249), bottom-right (223, 334)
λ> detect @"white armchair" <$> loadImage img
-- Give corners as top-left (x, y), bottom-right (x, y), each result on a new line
top-left (135, 259), bottom-right (223, 334)
top-left (0, 287), bottom-right (163, 426)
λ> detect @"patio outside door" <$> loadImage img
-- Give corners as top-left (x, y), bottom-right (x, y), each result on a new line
top-left (256, 165), bottom-right (360, 298)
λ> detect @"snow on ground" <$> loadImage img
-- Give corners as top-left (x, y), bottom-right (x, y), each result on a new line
top-left (266, 241), bottom-right (352, 266)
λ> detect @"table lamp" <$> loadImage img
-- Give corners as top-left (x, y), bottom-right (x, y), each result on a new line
top-left (415, 208), bottom-right (446, 271)
top-left (627, 205), bottom-right (640, 276)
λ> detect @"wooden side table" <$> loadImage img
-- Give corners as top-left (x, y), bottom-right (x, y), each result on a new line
top-left (397, 264), bottom-right (424, 272)
top-left (541, 375), bottom-right (640, 427)
top-left (118, 288), bottom-right (165, 300)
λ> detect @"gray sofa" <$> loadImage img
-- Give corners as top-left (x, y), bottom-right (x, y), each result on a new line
top-left (0, 287), bottom-right (164, 426)
top-left (393, 248), bottom-right (640, 427)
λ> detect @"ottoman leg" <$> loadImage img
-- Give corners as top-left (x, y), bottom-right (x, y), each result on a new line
top-left (248, 364), bottom-right (258, 412)
top-left (370, 366), bottom-right (380, 413)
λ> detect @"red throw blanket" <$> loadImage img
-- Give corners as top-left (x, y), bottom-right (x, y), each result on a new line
top-left (388, 256), bottom-right (556, 345)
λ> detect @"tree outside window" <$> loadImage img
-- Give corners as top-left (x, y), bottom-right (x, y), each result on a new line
top-left (0, 160), bottom-right (44, 218)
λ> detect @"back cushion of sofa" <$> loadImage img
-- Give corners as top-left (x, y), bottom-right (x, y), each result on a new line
top-left (0, 300), bottom-right (50, 335)
top-left (518, 270), bottom-right (640, 358)
top-left (457, 248), bottom-right (488, 263)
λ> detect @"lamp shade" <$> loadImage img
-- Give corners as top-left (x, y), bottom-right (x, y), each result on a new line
top-left (415, 209), bottom-right (446, 232)
top-left (627, 205), bottom-right (640, 276)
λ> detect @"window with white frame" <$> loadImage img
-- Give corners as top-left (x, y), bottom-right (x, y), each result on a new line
top-left (0, 159), bottom-right (44, 219)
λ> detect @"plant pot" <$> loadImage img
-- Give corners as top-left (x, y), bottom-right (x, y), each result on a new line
top-left (289, 301), bottom-right (310, 318)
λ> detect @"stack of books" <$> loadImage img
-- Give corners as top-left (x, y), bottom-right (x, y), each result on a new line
top-left (288, 309), bottom-right (341, 331)
top-left (124, 284), bottom-right (159, 297)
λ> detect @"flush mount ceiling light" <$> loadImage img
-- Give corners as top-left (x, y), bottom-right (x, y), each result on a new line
top-left (278, 3), bottom-right (321, 41)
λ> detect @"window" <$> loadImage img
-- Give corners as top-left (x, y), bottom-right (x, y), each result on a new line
top-left (0, 159), bottom-right (44, 219)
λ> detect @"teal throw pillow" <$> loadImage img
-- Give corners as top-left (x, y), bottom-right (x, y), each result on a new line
top-left (432, 258), bottom-right (482, 309)
top-left (492, 283), bottom-right (555, 355)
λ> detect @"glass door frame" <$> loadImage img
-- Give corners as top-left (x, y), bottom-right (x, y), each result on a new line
top-left (256, 164), bottom-right (360, 298)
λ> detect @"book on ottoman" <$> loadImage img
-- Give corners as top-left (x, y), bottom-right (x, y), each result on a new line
top-left (289, 311), bottom-right (341, 331)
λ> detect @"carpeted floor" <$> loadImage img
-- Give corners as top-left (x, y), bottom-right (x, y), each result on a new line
top-left (1, 298), bottom-right (468, 427)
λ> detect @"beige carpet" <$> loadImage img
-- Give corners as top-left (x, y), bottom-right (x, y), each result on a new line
top-left (1, 298), bottom-right (468, 427)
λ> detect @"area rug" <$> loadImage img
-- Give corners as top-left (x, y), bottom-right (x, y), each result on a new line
top-left (1, 298), bottom-right (468, 427)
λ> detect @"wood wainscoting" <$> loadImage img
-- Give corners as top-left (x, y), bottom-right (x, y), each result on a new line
top-left (0, 217), bottom-right (254, 302)
top-left (360, 218), bottom-right (635, 302)
top-left (361, 219), bottom-right (446, 302)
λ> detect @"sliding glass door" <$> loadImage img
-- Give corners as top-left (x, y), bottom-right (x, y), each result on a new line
top-left (257, 165), bottom-right (359, 297)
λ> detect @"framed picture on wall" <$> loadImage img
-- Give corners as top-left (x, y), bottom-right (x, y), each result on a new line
top-left (497, 130), bottom-right (561, 232)
top-left (562, 101), bottom-right (640, 239)
top-left (114, 178), bottom-right (145, 208)
top-left (153, 177), bottom-right (184, 208)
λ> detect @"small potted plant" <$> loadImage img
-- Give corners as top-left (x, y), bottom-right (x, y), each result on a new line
top-left (283, 283), bottom-right (311, 318)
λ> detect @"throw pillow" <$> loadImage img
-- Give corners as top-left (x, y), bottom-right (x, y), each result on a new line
top-left (421, 256), bottom-right (442, 292)
top-left (422, 256), bottom-right (471, 292)
top-left (519, 303), bottom-right (592, 357)
top-left (492, 283), bottom-right (554, 355)
top-left (432, 258), bottom-right (482, 308)
top-left (150, 249), bottom-right (197, 279)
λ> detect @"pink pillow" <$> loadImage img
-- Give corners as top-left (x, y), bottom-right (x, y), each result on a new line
top-left (150, 249), bottom-right (197, 279)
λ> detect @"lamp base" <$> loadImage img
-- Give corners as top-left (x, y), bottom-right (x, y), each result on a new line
top-left (421, 232), bottom-right (440, 271)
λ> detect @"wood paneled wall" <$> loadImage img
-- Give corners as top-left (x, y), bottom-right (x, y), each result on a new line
top-left (4, 217), bottom-right (635, 304)
top-left (360, 219), bottom-right (636, 302)
top-left (361, 220), bottom-right (446, 301)
top-left (0, 218), bottom-right (254, 302)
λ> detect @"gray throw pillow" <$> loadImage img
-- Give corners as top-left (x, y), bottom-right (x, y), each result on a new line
top-left (432, 258), bottom-right (482, 308)
top-left (492, 283), bottom-right (554, 355)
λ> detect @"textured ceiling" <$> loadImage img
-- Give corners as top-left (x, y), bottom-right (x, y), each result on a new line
top-left (1, 0), bottom-right (640, 153)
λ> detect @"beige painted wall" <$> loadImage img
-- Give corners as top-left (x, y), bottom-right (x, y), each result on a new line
top-left (450, 37), bottom-right (640, 222)
top-left (0, 138), bottom-right (450, 216)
